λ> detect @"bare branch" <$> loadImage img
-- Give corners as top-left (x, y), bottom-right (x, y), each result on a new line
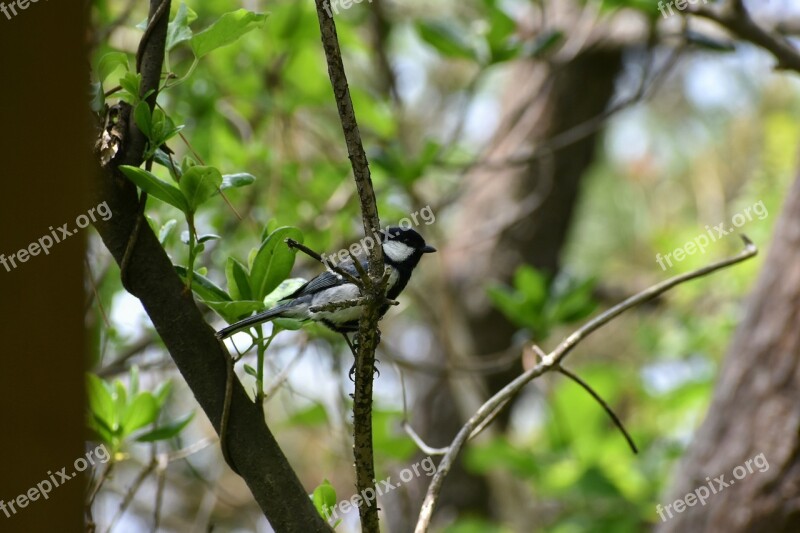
top-left (414, 236), bottom-right (757, 532)
top-left (286, 238), bottom-right (363, 288)
top-left (689, 2), bottom-right (800, 73)
top-left (557, 365), bottom-right (638, 454)
top-left (313, 0), bottom-right (385, 530)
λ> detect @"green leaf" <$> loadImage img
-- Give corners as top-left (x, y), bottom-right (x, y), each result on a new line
top-left (272, 318), bottom-right (304, 331)
top-left (154, 380), bottom-right (173, 407)
top-left (166, 3), bottom-right (197, 51)
top-left (190, 10), bottom-right (269, 59)
top-left (226, 257), bottom-right (252, 300)
top-left (181, 155), bottom-right (197, 175)
top-left (197, 233), bottom-right (221, 244)
top-left (547, 278), bottom-right (597, 325)
top-left (158, 219), bottom-right (178, 244)
top-left (136, 412), bottom-right (194, 442)
top-left (221, 172), bottom-right (256, 190)
top-left (97, 51), bottom-right (128, 83)
top-left (129, 366), bottom-right (140, 396)
top-left (121, 392), bottom-right (159, 436)
top-left (174, 265), bottom-right (231, 301)
top-left (244, 364), bottom-right (258, 377)
top-left (87, 374), bottom-right (115, 432)
top-left (312, 479), bottom-right (337, 520)
top-left (119, 165), bottom-right (189, 212)
top-left (179, 165), bottom-right (223, 212)
top-left (263, 278), bottom-right (306, 308)
top-left (250, 227), bottom-right (303, 300)
top-left (133, 101), bottom-right (152, 138)
top-left (113, 380), bottom-right (128, 423)
top-left (515, 266), bottom-right (548, 306)
top-left (153, 149), bottom-right (181, 179)
top-left (119, 72), bottom-right (142, 102)
top-left (417, 20), bottom-right (477, 60)
top-left (205, 300), bottom-right (264, 323)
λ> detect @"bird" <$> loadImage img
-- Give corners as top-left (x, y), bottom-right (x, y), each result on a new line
top-left (215, 226), bottom-right (436, 341)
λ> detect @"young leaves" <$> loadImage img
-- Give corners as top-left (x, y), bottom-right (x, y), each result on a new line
top-left (250, 226), bottom-right (304, 301)
top-left (119, 165), bottom-right (224, 215)
top-left (87, 372), bottom-right (193, 453)
top-left (190, 9), bottom-right (269, 59)
top-left (119, 165), bottom-right (190, 212)
top-left (180, 165), bottom-right (223, 212)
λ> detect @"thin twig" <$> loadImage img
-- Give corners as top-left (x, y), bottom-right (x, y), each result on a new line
top-left (286, 238), bottom-right (363, 288)
top-left (414, 236), bottom-right (757, 532)
top-left (557, 365), bottom-right (638, 454)
top-left (219, 343), bottom-right (240, 474)
top-left (105, 459), bottom-right (157, 533)
top-left (262, 341), bottom-right (309, 401)
top-left (152, 454), bottom-right (168, 532)
top-left (397, 364), bottom-right (450, 455)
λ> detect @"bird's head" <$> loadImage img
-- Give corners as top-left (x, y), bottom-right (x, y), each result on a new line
top-left (380, 226), bottom-right (436, 266)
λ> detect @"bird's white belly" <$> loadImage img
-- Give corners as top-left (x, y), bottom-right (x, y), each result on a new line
top-left (309, 284), bottom-right (363, 323)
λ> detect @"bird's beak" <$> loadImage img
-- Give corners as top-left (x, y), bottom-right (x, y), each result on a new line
top-left (422, 245), bottom-right (437, 254)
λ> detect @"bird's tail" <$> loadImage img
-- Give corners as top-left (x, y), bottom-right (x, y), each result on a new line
top-left (215, 305), bottom-right (290, 339)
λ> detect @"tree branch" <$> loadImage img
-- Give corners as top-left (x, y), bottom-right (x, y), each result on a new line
top-left (313, 1), bottom-right (384, 530)
top-left (689, 2), bottom-right (800, 73)
top-left (90, 1), bottom-right (330, 530)
top-left (414, 236), bottom-right (758, 532)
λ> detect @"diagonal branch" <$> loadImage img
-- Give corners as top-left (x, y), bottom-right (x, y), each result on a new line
top-left (414, 236), bottom-right (758, 532)
top-left (90, 1), bottom-right (330, 530)
top-left (689, 2), bottom-right (800, 73)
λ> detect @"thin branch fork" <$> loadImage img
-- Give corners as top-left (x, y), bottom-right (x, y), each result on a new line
top-left (414, 236), bottom-right (758, 532)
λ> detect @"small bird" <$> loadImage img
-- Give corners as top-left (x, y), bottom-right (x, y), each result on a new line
top-left (215, 226), bottom-right (436, 340)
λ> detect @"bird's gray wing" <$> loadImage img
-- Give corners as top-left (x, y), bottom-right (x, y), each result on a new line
top-left (283, 260), bottom-right (365, 299)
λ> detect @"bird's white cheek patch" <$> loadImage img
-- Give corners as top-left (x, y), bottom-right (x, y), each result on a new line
top-left (383, 241), bottom-right (414, 262)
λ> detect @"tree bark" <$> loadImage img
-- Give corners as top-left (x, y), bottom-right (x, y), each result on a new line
top-left (89, 1), bottom-right (331, 530)
top-left (658, 168), bottom-right (800, 532)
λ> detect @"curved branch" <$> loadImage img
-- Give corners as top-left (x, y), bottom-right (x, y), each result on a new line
top-left (414, 236), bottom-right (758, 532)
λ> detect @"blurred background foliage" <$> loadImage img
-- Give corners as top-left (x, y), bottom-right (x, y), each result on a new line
top-left (86, 0), bottom-right (797, 531)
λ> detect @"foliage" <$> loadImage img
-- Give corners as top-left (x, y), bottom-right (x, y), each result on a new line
top-left (87, 368), bottom-right (193, 455)
top-left (85, 0), bottom-right (794, 531)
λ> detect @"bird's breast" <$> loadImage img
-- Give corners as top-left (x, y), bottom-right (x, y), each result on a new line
top-left (309, 283), bottom-right (363, 324)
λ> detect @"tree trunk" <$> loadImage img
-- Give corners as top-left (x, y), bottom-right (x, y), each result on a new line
top-left (658, 169), bottom-right (800, 532)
